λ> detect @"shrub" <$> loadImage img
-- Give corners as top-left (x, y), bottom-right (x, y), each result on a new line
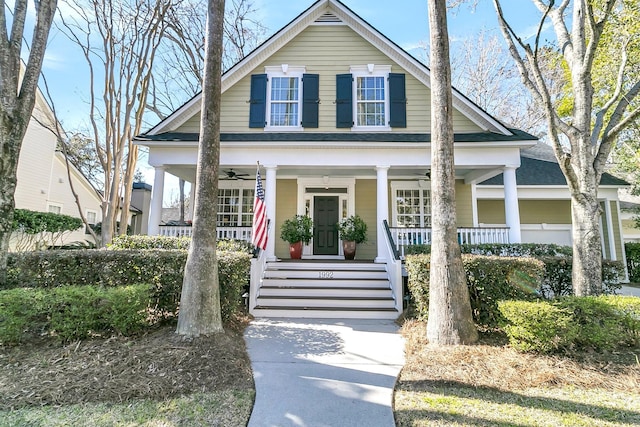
top-left (4, 249), bottom-right (252, 322)
top-left (406, 254), bottom-right (543, 327)
top-left (626, 243), bottom-right (640, 283)
top-left (404, 243), bottom-right (573, 257)
top-left (11, 209), bottom-right (84, 251)
top-left (498, 300), bottom-right (576, 353)
top-left (109, 235), bottom-right (191, 250)
top-left (0, 285), bottom-right (150, 345)
top-left (538, 257), bottom-right (624, 297)
top-left (337, 215), bottom-right (368, 243)
top-left (404, 243), bottom-right (624, 297)
top-left (280, 215), bottom-right (313, 244)
top-left (499, 295), bottom-right (640, 353)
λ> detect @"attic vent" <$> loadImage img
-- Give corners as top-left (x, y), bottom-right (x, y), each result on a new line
top-left (315, 12), bottom-right (342, 23)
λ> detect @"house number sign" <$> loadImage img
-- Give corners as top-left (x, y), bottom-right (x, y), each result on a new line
top-left (319, 271), bottom-right (334, 279)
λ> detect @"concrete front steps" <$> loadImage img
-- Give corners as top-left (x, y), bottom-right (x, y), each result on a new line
top-left (251, 261), bottom-right (400, 319)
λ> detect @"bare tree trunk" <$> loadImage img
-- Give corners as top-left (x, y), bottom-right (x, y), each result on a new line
top-left (176, 0), bottom-right (225, 337)
top-left (0, 0), bottom-right (58, 283)
top-left (426, 0), bottom-right (478, 345)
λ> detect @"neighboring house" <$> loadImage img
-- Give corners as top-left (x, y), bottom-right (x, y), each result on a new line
top-left (134, 0), bottom-right (629, 318)
top-left (11, 83), bottom-right (103, 250)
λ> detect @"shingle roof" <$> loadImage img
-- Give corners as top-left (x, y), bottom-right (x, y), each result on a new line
top-left (479, 156), bottom-right (629, 186)
top-left (136, 129), bottom-right (538, 143)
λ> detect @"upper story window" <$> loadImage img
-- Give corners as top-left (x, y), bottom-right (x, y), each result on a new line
top-left (356, 75), bottom-right (386, 127)
top-left (249, 65), bottom-right (319, 130)
top-left (269, 75), bottom-right (300, 127)
top-left (337, 65), bottom-right (406, 130)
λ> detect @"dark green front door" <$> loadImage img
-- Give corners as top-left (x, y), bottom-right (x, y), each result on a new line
top-left (313, 196), bottom-right (339, 255)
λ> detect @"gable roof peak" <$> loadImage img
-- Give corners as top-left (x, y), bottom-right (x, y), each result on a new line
top-left (144, 0), bottom-right (514, 137)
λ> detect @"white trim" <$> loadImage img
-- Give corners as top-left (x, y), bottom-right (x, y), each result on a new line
top-left (350, 65), bottom-right (391, 131)
top-left (264, 65), bottom-right (305, 131)
top-left (604, 199), bottom-right (617, 260)
top-left (471, 183), bottom-right (479, 226)
top-left (297, 177), bottom-right (356, 258)
top-left (47, 202), bottom-right (63, 214)
top-left (389, 180), bottom-right (432, 228)
top-left (85, 209), bottom-right (98, 225)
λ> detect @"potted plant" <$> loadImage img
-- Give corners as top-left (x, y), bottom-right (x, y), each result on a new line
top-left (337, 215), bottom-right (367, 260)
top-left (280, 215), bottom-right (313, 259)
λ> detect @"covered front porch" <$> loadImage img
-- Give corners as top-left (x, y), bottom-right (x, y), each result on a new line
top-left (148, 164), bottom-right (523, 263)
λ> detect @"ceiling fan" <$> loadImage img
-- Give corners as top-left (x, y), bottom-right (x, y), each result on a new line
top-left (221, 169), bottom-right (250, 180)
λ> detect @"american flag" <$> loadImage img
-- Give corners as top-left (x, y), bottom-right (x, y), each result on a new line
top-left (252, 166), bottom-right (268, 250)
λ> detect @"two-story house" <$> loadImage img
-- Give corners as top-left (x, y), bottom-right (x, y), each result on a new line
top-left (135, 0), bottom-right (628, 318)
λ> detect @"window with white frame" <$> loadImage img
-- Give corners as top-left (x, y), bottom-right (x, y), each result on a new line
top-left (86, 210), bottom-right (98, 226)
top-left (217, 187), bottom-right (255, 227)
top-left (351, 65), bottom-right (391, 129)
top-left (47, 203), bottom-right (62, 214)
top-left (356, 75), bottom-right (386, 126)
top-left (391, 182), bottom-right (431, 227)
top-left (265, 65), bottom-right (305, 129)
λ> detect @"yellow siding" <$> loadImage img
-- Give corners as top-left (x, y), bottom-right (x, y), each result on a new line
top-left (478, 200), bottom-right (572, 224)
top-left (275, 179), bottom-right (298, 258)
top-left (173, 25), bottom-right (482, 134)
top-left (355, 179), bottom-right (377, 260)
top-left (455, 181), bottom-right (473, 227)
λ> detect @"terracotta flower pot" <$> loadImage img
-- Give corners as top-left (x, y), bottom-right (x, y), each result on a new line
top-left (289, 241), bottom-right (303, 259)
top-left (342, 240), bottom-right (356, 260)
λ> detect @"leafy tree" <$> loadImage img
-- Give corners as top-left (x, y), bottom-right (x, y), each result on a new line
top-left (493, 0), bottom-right (640, 295)
top-left (0, 0), bottom-right (58, 283)
top-left (176, 0), bottom-right (226, 337)
top-left (426, 0), bottom-right (478, 345)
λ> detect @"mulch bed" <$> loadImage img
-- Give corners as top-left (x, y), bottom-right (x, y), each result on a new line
top-left (0, 317), bottom-right (254, 411)
top-left (399, 319), bottom-right (640, 393)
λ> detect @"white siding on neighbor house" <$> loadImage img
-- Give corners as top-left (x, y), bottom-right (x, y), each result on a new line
top-left (175, 25), bottom-right (483, 135)
top-left (12, 96), bottom-right (103, 249)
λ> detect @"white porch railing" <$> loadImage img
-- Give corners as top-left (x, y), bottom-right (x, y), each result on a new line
top-left (158, 225), bottom-right (252, 241)
top-left (388, 226), bottom-right (510, 259)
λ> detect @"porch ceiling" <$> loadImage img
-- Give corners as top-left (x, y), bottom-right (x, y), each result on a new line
top-left (162, 165), bottom-right (503, 185)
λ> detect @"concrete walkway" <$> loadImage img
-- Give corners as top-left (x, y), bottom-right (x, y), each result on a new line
top-left (244, 318), bottom-right (405, 427)
top-left (620, 285), bottom-right (640, 297)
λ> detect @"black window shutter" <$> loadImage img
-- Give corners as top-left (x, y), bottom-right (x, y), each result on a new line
top-left (336, 73), bottom-right (353, 128)
top-left (249, 74), bottom-right (267, 128)
top-left (302, 74), bottom-right (319, 128)
top-left (388, 73), bottom-right (407, 128)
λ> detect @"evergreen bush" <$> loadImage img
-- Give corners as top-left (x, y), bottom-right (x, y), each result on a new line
top-left (405, 254), bottom-right (543, 327)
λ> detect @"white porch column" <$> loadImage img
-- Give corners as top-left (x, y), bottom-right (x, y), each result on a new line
top-left (148, 166), bottom-right (165, 235)
top-left (375, 165), bottom-right (390, 263)
top-left (265, 165), bottom-right (278, 261)
top-left (503, 166), bottom-right (521, 243)
top-left (603, 199), bottom-right (616, 260)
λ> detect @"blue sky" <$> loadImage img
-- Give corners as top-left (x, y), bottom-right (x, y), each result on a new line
top-left (38, 0), bottom-right (544, 200)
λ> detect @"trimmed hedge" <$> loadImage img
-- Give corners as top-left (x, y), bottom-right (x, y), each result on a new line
top-left (4, 249), bottom-right (251, 322)
top-left (499, 296), bottom-right (640, 353)
top-left (404, 243), bottom-right (624, 296)
top-left (0, 285), bottom-right (151, 345)
top-left (626, 243), bottom-right (640, 282)
top-left (404, 243), bottom-right (573, 257)
top-left (108, 235), bottom-right (255, 253)
top-left (406, 254), bottom-right (544, 327)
